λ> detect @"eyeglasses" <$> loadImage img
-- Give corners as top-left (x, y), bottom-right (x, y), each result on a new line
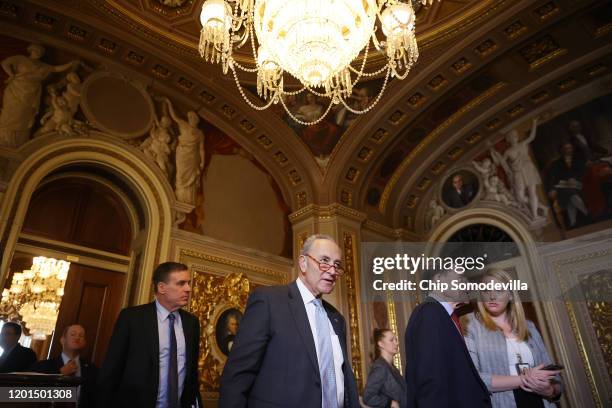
top-left (303, 254), bottom-right (344, 275)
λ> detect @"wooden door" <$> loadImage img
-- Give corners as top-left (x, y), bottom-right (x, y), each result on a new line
top-left (50, 263), bottom-right (125, 367)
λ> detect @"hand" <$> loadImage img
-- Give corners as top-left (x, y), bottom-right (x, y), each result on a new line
top-left (59, 359), bottom-right (78, 376)
top-left (390, 400), bottom-right (400, 408)
top-left (521, 365), bottom-right (559, 397)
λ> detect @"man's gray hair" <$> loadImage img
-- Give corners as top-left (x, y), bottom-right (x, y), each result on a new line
top-left (300, 234), bottom-right (337, 256)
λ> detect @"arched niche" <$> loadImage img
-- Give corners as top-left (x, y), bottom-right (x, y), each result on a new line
top-left (0, 133), bottom-right (174, 308)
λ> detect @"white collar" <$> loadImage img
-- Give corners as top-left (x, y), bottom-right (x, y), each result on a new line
top-left (296, 278), bottom-right (317, 305)
top-left (155, 299), bottom-right (176, 320)
top-left (430, 293), bottom-right (455, 316)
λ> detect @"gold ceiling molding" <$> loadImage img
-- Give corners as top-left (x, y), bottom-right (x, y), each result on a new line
top-left (378, 81), bottom-right (506, 213)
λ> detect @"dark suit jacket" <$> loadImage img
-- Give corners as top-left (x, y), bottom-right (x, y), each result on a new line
top-left (219, 281), bottom-right (360, 408)
top-left (404, 297), bottom-right (491, 408)
top-left (30, 355), bottom-right (98, 408)
top-left (0, 344), bottom-right (36, 373)
top-left (363, 357), bottom-right (407, 408)
top-left (96, 302), bottom-right (202, 408)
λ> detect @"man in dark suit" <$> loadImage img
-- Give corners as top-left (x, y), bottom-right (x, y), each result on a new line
top-left (0, 322), bottom-right (36, 373)
top-left (445, 174), bottom-right (475, 208)
top-left (30, 324), bottom-right (97, 407)
top-left (219, 234), bottom-right (360, 408)
top-left (97, 262), bottom-right (202, 408)
top-left (404, 269), bottom-right (491, 408)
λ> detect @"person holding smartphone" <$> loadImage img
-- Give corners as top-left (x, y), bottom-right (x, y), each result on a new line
top-left (464, 269), bottom-right (563, 407)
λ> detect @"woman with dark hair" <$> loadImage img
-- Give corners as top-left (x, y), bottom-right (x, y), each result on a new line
top-left (363, 329), bottom-right (406, 408)
top-left (465, 268), bottom-right (563, 407)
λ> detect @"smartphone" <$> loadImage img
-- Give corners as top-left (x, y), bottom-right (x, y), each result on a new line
top-left (543, 364), bottom-right (564, 370)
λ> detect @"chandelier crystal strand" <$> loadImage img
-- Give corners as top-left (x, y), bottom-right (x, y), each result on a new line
top-left (279, 93), bottom-right (335, 126)
top-left (199, 0), bottom-right (438, 122)
top-left (0, 256), bottom-right (70, 340)
top-left (339, 66), bottom-right (391, 115)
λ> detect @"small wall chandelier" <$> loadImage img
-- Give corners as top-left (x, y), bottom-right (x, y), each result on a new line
top-left (199, 0), bottom-right (439, 124)
top-left (0, 257), bottom-right (70, 340)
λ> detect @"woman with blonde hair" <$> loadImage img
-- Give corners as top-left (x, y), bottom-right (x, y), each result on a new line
top-left (464, 268), bottom-right (563, 407)
top-left (363, 328), bottom-right (406, 408)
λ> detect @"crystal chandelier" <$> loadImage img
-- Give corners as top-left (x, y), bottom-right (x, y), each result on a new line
top-left (199, 0), bottom-right (439, 124)
top-left (0, 257), bottom-right (70, 340)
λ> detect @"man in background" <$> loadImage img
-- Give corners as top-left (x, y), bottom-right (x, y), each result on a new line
top-left (97, 262), bottom-right (202, 408)
top-left (0, 322), bottom-right (36, 373)
top-left (404, 269), bottom-right (491, 408)
top-left (30, 324), bottom-right (98, 407)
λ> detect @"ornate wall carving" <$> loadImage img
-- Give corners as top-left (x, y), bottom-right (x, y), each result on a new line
top-left (343, 232), bottom-right (364, 391)
top-left (188, 271), bottom-right (250, 395)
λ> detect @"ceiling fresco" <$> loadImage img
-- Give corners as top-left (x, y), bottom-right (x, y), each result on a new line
top-left (1, 0), bottom-right (610, 236)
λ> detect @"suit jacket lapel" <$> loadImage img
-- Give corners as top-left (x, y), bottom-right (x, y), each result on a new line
top-left (147, 302), bottom-right (160, 367)
top-left (179, 309), bottom-right (194, 376)
top-left (428, 297), bottom-right (489, 393)
top-left (288, 282), bottom-right (320, 377)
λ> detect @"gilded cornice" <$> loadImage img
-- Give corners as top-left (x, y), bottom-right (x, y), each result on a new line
top-left (288, 203), bottom-right (367, 225)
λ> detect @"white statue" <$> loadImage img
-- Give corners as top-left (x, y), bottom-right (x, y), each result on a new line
top-left (165, 99), bottom-right (205, 205)
top-left (483, 175), bottom-right (519, 207)
top-left (60, 72), bottom-right (82, 117)
top-left (140, 110), bottom-right (174, 178)
top-left (490, 117), bottom-right (547, 218)
top-left (472, 157), bottom-right (496, 180)
top-left (36, 91), bottom-right (73, 135)
top-left (426, 199), bottom-right (445, 231)
top-left (0, 44), bottom-right (79, 147)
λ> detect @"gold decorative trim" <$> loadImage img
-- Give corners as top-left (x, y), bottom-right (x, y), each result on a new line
top-left (188, 271), bottom-right (250, 393)
top-left (362, 219), bottom-right (411, 240)
top-left (595, 22), bottom-right (612, 38)
top-left (529, 48), bottom-right (567, 70)
top-left (552, 249), bottom-right (612, 407)
top-left (343, 233), bottom-right (364, 392)
top-left (386, 291), bottom-right (402, 375)
top-left (379, 82), bottom-right (506, 212)
top-left (179, 248), bottom-right (286, 280)
top-left (289, 203), bottom-right (367, 224)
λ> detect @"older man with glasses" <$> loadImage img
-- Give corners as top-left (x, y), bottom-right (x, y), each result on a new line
top-left (220, 234), bottom-right (360, 408)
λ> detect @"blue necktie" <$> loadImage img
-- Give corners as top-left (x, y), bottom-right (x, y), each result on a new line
top-left (312, 298), bottom-right (338, 408)
top-left (168, 313), bottom-right (179, 408)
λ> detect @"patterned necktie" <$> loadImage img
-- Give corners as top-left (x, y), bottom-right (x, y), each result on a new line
top-left (312, 298), bottom-right (338, 408)
top-left (168, 313), bottom-right (179, 408)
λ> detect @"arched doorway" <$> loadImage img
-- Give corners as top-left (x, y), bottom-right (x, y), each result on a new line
top-left (7, 171), bottom-right (136, 365)
top-left (0, 136), bottom-right (175, 366)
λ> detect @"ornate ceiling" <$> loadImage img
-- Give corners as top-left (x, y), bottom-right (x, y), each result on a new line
top-left (1, 0), bottom-right (610, 237)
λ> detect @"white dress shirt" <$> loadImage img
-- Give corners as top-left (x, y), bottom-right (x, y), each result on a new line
top-left (155, 300), bottom-right (187, 408)
top-left (296, 278), bottom-right (345, 407)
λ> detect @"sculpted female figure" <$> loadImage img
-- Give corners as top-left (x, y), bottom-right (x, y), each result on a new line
top-left (491, 117), bottom-right (545, 218)
top-left (165, 99), bottom-right (205, 205)
top-left (0, 44), bottom-right (78, 147)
